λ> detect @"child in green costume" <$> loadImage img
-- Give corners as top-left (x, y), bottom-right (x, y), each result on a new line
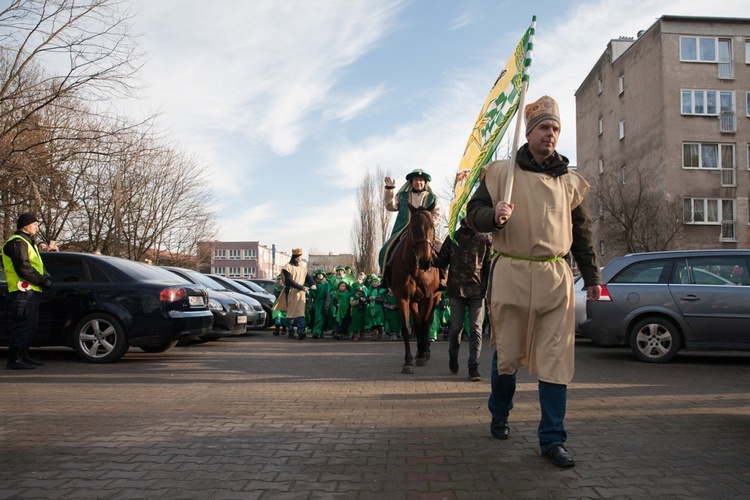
top-left (383, 288), bottom-right (401, 341)
top-left (348, 282), bottom-right (368, 341)
top-left (366, 275), bottom-right (387, 340)
top-left (331, 281), bottom-right (352, 340)
top-left (308, 269), bottom-right (331, 338)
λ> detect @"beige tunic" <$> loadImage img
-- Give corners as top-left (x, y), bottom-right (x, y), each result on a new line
top-left (484, 160), bottom-right (588, 385)
top-left (281, 261), bottom-right (309, 319)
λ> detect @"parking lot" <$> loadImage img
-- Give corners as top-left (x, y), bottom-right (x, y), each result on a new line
top-left (1, 333), bottom-right (749, 499)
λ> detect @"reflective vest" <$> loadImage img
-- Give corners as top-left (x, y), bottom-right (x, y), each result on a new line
top-left (2, 234), bottom-right (44, 293)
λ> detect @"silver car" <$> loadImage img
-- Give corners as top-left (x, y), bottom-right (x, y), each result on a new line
top-left (580, 249), bottom-right (750, 363)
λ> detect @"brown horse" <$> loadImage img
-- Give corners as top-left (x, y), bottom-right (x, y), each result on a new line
top-left (388, 204), bottom-right (442, 374)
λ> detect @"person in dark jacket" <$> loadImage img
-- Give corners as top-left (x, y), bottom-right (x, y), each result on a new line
top-left (2, 213), bottom-right (52, 370)
top-left (432, 218), bottom-right (492, 381)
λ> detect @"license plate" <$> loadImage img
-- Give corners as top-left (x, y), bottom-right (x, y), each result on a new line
top-left (189, 296), bottom-right (205, 306)
top-left (236, 315), bottom-right (247, 324)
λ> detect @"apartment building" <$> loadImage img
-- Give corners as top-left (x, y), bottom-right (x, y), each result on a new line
top-left (199, 241), bottom-right (291, 279)
top-left (575, 15), bottom-right (750, 263)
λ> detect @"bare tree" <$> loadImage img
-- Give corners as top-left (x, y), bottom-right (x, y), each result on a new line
top-left (591, 161), bottom-right (684, 255)
top-left (351, 169), bottom-right (378, 274)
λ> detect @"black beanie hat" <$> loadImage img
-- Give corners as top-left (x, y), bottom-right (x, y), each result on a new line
top-left (17, 213), bottom-right (38, 230)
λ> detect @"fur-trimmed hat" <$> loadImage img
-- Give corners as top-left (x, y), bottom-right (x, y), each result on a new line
top-left (405, 169), bottom-right (431, 182)
top-left (292, 248), bottom-right (303, 256)
top-left (17, 213), bottom-right (38, 230)
top-left (524, 95), bottom-right (560, 134)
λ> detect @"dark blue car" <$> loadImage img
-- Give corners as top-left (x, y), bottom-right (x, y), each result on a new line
top-left (0, 252), bottom-right (214, 363)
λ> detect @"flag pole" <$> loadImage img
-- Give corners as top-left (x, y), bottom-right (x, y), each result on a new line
top-left (500, 78), bottom-right (529, 221)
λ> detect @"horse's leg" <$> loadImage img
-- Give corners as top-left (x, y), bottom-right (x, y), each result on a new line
top-left (398, 299), bottom-right (413, 374)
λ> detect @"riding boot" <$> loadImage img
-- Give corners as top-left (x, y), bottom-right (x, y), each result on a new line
top-left (21, 349), bottom-right (44, 366)
top-left (7, 349), bottom-right (36, 370)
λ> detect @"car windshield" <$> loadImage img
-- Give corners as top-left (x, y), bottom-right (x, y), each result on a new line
top-left (172, 269), bottom-right (227, 290)
top-left (242, 280), bottom-right (265, 293)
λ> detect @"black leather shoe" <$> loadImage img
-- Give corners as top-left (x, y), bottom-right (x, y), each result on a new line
top-left (449, 357), bottom-right (458, 374)
top-left (7, 350), bottom-right (36, 370)
top-left (542, 445), bottom-right (575, 468)
top-left (22, 350), bottom-right (44, 366)
top-left (490, 418), bottom-right (509, 439)
top-left (468, 368), bottom-right (481, 381)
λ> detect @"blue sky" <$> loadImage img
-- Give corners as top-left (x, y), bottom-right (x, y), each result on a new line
top-left (129, 0), bottom-right (750, 256)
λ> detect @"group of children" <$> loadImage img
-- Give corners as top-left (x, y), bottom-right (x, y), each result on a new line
top-left (271, 266), bottom-right (453, 341)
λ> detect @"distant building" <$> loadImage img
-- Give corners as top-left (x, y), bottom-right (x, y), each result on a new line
top-left (575, 15), bottom-right (750, 263)
top-left (198, 241), bottom-right (290, 279)
top-left (307, 253), bottom-right (357, 274)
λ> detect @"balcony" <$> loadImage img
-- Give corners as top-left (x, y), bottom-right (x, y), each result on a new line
top-left (719, 111), bottom-right (735, 133)
top-left (721, 220), bottom-right (737, 242)
top-left (718, 61), bottom-right (733, 79)
top-left (721, 167), bottom-right (736, 187)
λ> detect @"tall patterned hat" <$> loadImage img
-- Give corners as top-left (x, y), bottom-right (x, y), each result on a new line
top-left (524, 95), bottom-right (560, 134)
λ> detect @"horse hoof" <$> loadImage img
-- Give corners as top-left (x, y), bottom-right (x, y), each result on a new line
top-left (402, 365), bottom-right (414, 374)
top-left (415, 358), bottom-right (426, 367)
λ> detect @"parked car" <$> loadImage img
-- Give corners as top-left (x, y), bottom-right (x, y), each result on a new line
top-left (580, 249), bottom-right (750, 363)
top-left (0, 252), bottom-right (213, 363)
top-left (226, 277), bottom-right (275, 328)
top-left (250, 278), bottom-right (276, 296)
top-left (161, 267), bottom-right (257, 335)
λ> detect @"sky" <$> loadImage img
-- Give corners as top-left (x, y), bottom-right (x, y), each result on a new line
top-left (127, 0), bottom-right (750, 257)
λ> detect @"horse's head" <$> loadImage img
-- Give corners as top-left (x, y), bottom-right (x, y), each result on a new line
top-left (407, 204), bottom-right (435, 270)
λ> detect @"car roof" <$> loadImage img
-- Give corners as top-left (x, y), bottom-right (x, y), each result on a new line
top-left (602, 249), bottom-right (750, 282)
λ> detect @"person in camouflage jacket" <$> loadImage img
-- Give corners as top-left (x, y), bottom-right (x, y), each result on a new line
top-left (432, 218), bottom-right (492, 381)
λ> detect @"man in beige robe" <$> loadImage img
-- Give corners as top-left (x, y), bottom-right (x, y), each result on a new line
top-left (280, 248), bottom-right (316, 340)
top-left (466, 96), bottom-right (601, 468)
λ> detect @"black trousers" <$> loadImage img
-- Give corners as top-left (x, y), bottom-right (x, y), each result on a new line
top-left (8, 291), bottom-right (41, 350)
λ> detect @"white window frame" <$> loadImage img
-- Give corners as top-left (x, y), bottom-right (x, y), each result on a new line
top-left (598, 118), bottom-right (603, 136)
top-left (598, 158), bottom-right (604, 175)
top-left (244, 267), bottom-right (256, 277)
top-left (618, 121), bottom-right (625, 140)
top-left (681, 89), bottom-right (734, 116)
top-left (746, 40), bottom-right (750, 64)
top-left (618, 75), bottom-right (625, 95)
top-left (213, 249), bottom-right (226, 259)
top-left (683, 198), bottom-right (734, 225)
top-left (746, 92), bottom-right (750, 117)
top-left (227, 249), bottom-right (241, 260)
top-left (682, 143), bottom-right (734, 170)
top-left (597, 78), bottom-right (602, 95)
top-left (680, 36), bottom-right (719, 62)
top-left (620, 165), bottom-right (627, 184)
top-left (243, 249), bottom-right (257, 260)
top-left (213, 267), bottom-right (225, 275)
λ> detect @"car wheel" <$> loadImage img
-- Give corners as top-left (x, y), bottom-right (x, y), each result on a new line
top-left (629, 316), bottom-right (681, 363)
top-left (72, 313), bottom-right (129, 363)
top-left (140, 341), bottom-right (178, 353)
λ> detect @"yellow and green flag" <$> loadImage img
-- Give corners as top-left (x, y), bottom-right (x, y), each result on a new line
top-left (448, 16), bottom-right (535, 237)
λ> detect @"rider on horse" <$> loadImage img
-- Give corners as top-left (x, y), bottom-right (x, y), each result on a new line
top-left (378, 169), bottom-right (446, 290)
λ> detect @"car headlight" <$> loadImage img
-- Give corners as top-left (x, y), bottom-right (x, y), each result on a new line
top-left (239, 300), bottom-right (252, 312)
top-left (208, 298), bottom-right (224, 311)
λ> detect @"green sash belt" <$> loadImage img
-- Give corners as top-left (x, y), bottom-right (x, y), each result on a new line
top-left (497, 252), bottom-right (563, 263)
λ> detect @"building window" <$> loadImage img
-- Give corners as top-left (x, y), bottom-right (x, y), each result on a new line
top-left (681, 89), bottom-right (734, 116)
top-left (599, 241), bottom-right (605, 257)
top-left (228, 249), bottom-right (241, 260)
top-left (598, 158), bottom-right (604, 175)
top-left (682, 143), bottom-right (734, 170)
top-left (746, 40), bottom-right (750, 64)
top-left (680, 36), bottom-right (719, 62)
top-left (620, 165), bottom-right (627, 184)
top-left (683, 198), bottom-right (734, 225)
top-left (244, 249), bottom-right (257, 260)
top-left (746, 92), bottom-right (750, 116)
top-left (597, 78), bottom-right (602, 95)
top-left (618, 75), bottom-right (624, 95)
top-left (213, 267), bottom-right (225, 275)
top-left (718, 38), bottom-right (733, 78)
top-left (618, 121), bottom-right (625, 140)
top-left (244, 267), bottom-right (256, 277)
top-left (213, 249), bottom-right (225, 259)
top-left (598, 118), bottom-right (603, 136)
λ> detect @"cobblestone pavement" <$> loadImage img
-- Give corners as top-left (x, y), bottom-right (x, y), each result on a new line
top-left (1, 332), bottom-right (749, 499)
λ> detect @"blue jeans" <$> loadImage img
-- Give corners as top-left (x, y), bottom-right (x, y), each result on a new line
top-left (8, 291), bottom-right (41, 350)
top-left (488, 349), bottom-right (568, 453)
top-left (448, 296), bottom-right (484, 369)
